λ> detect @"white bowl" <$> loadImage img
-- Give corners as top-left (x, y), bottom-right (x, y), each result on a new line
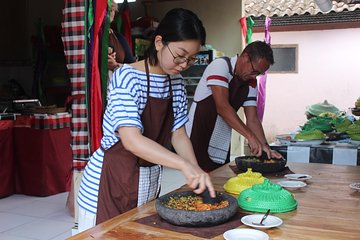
top-left (349, 182), bottom-right (360, 191)
top-left (241, 214), bottom-right (283, 229)
top-left (278, 180), bottom-right (307, 190)
top-left (223, 228), bottom-right (269, 240)
top-left (285, 173), bottom-right (312, 181)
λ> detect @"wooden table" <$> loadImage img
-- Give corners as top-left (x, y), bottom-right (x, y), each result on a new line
top-left (69, 162), bottom-right (360, 240)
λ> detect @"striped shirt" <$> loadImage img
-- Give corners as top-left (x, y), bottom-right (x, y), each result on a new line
top-left (186, 56), bottom-right (257, 136)
top-left (77, 64), bottom-right (188, 214)
top-left (192, 55), bottom-right (257, 105)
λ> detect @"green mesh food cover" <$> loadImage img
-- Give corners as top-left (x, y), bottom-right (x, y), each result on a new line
top-left (238, 179), bottom-right (297, 213)
top-left (306, 100), bottom-right (340, 116)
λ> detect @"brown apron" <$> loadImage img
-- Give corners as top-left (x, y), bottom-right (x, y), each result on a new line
top-left (109, 31), bottom-right (125, 64)
top-left (190, 57), bottom-right (250, 172)
top-left (96, 59), bottom-right (174, 224)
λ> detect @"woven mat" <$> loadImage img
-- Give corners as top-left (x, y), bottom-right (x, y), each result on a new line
top-left (229, 165), bottom-right (294, 178)
top-left (135, 212), bottom-right (245, 239)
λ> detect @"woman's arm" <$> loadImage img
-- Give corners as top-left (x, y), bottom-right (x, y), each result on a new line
top-left (118, 126), bottom-right (215, 196)
top-left (171, 126), bottom-right (198, 166)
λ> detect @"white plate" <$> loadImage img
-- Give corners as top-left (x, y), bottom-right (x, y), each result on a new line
top-left (349, 182), bottom-right (360, 191)
top-left (275, 134), bottom-right (324, 146)
top-left (275, 134), bottom-right (296, 145)
top-left (278, 180), bottom-right (307, 190)
top-left (223, 229), bottom-right (269, 240)
top-left (289, 139), bottom-right (324, 146)
top-left (284, 174), bottom-right (312, 181)
top-left (350, 140), bottom-right (360, 145)
top-left (241, 214), bottom-right (283, 229)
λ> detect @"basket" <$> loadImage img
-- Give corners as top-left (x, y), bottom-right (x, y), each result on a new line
top-left (238, 179), bottom-right (297, 213)
top-left (223, 168), bottom-right (265, 195)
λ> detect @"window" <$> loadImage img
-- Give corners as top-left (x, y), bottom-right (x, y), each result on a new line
top-left (268, 44), bottom-right (298, 73)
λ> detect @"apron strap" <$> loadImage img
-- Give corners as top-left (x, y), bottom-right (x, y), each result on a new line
top-left (220, 56), bottom-right (234, 76)
top-left (144, 58), bottom-right (173, 98)
top-left (144, 58), bottom-right (151, 97)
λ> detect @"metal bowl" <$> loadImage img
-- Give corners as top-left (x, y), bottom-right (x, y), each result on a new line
top-left (235, 156), bottom-right (287, 174)
top-left (155, 191), bottom-right (238, 227)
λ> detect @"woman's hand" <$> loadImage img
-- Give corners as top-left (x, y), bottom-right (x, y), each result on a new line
top-left (119, 126), bottom-right (216, 197)
top-left (108, 52), bottom-right (120, 71)
top-left (179, 161), bottom-right (215, 198)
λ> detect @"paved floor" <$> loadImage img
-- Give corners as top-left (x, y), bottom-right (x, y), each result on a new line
top-left (0, 167), bottom-right (186, 240)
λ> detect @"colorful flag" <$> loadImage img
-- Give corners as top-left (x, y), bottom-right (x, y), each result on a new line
top-left (120, 0), bottom-right (133, 52)
top-left (89, 0), bottom-right (109, 152)
top-left (61, 0), bottom-right (90, 167)
top-left (240, 17), bottom-right (248, 44)
top-left (246, 17), bottom-right (254, 44)
top-left (257, 17), bottom-right (272, 122)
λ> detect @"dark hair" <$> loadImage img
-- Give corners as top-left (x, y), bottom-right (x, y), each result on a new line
top-left (244, 41), bottom-right (274, 65)
top-left (145, 8), bottom-right (206, 65)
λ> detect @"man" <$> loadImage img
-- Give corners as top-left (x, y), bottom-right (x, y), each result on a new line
top-left (186, 41), bottom-right (282, 172)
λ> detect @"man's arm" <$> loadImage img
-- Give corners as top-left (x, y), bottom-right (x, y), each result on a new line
top-left (211, 85), bottom-right (262, 156)
top-left (244, 106), bottom-right (283, 159)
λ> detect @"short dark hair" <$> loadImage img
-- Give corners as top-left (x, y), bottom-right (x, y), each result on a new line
top-left (145, 8), bottom-right (206, 65)
top-left (244, 41), bottom-right (274, 65)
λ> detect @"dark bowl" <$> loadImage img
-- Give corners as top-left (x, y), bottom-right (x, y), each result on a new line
top-left (235, 156), bottom-right (287, 173)
top-left (352, 108), bottom-right (360, 116)
top-left (155, 191), bottom-right (238, 227)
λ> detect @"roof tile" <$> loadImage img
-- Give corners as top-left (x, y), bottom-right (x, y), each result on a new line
top-left (245, 0), bottom-right (360, 17)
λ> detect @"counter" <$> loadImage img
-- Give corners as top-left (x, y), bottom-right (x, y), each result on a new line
top-left (271, 143), bottom-right (360, 166)
top-left (68, 162), bottom-right (360, 240)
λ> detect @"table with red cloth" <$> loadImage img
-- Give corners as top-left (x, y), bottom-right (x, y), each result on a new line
top-left (0, 113), bottom-right (73, 197)
top-left (0, 119), bottom-right (15, 198)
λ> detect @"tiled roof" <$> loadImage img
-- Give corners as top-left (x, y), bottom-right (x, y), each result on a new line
top-left (245, 0), bottom-right (360, 17)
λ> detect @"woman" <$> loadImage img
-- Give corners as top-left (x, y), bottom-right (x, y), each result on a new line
top-left (77, 8), bottom-right (215, 232)
top-left (108, 0), bottom-right (135, 73)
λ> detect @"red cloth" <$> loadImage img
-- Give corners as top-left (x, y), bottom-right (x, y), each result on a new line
top-left (14, 127), bottom-right (73, 196)
top-left (90, 0), bottom-right (108, 152)
top-left (13, 114), bottom-right (71, 129)
top-left (0, 128), bottom-right (15, 198)
top-left (240, 17), bottom-right (248, 45)
top-left (121, 2), bottom-right (132, 51)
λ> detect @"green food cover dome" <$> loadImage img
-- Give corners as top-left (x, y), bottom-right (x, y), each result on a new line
top-left (306, 100), bottom-right (340, 117)
top-left (238, 179), bottom-right (298, 213)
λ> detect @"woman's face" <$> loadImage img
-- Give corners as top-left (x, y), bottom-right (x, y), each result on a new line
top-left (156, 38), bottom-right (201, 75)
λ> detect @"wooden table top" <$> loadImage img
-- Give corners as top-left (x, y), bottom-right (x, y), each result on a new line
top-left (68, 162), bottom-right (360, 240)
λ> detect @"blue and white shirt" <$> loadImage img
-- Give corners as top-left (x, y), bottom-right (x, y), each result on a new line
top-left (77, 64), bottom-right (188, 214)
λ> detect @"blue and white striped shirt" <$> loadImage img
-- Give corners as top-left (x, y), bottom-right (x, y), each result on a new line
top-left (77, 64), bottom-right (188, 214)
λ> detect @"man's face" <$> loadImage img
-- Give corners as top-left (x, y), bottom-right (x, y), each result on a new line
top-left (236, 53), bottom-right (270, 81)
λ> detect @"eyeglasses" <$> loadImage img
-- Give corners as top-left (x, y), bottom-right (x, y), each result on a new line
top-left (247, 53), bottom-right (265, 76)
top-left (166, 44), bottom-right (198, 66)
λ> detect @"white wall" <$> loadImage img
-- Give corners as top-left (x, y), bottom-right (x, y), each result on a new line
top-left (252, 28), bottom-right (360, 142)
